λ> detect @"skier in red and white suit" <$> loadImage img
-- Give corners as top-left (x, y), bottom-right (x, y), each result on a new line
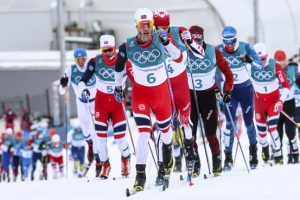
top-left (253, 43), bottom-right (290, 165)
top-left (152, 9), bottom-right (205, 176)
top-left (79, 35), bottom-right (131, 179)
top-left (114, 8), bottom-right (196, 191)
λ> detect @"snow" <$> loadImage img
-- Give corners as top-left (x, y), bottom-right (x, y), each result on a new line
top-left (1, 116), bottom-right (300, 200)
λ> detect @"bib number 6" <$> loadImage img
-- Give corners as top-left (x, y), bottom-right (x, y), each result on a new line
top-left (147, 73), bottom-right (156, 84)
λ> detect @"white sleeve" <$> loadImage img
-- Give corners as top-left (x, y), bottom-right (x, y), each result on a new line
top-left (280, 87), bottom-right (289, 102)
top-left (164, 42), bottom-right (181, 60)
top-left (77, 81), bottom-right (86, 97)
top-left (114, 71), bottom-right (123, 87)
top-left (187, 41), bottom-right (205, 59)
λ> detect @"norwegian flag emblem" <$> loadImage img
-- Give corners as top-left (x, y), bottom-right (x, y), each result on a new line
top-left (141, 14), bottom-right (146, 19)
top-left (104, 41), bottom-right (108, 44)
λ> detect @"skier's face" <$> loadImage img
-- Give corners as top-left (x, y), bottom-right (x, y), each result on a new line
top-left (136, 20), bottom-right (154, 43)
top-left (75, 57), bottom-right (87, 67)
top-left (101, 47), bottom-right (116, 59)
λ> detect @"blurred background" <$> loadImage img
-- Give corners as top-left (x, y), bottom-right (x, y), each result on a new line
top-left (0, 0), bottom-right (299, 134)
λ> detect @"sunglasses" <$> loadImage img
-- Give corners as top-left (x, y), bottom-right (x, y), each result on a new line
top-left (136, 20), bottom-right (154, 28)
top-left (222, 36), bottom-right (237, 45)
top-left (101, 48), bottom-right (114, 53)
top-left (75, 56), bottom-right (87, 63)
top-left (155, 26), bottom-right (169, 31)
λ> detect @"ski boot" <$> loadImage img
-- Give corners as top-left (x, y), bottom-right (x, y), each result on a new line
top-left (212, 152), bottom-right (222, 177)
top-left (292, 150), bottom-right (299, 164)
top-left (162, 143), bottom-right (173, 189)
top-left (261, 145), bottom-right (270, 164)
top-left (274, 155), bottom-right (283, 165)
top-left (223, 152), bottom-right (233, 172)
top-left (95, 162), bottom-right (102, 178)
top-left (155, 162), bottom-right (165, 186)
top-left (287, 154), bottom-right (293, 164)
top-left (192, 152), bottom-right (201, 178)
top-left (249, 144), bottom-right (258, 169)
top-left (133, 164), bottom-right (146, 191)
top-left (121, 155), bottom-right (131, 177)
top-left (100, 160), bottom-right (111, 180)
top-left (173, 156), bottom-right (182, 173)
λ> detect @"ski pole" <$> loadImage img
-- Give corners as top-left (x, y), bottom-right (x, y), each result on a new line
top-left (216, 96), bottom-right (223, 162)
top-left (64, 88), bottom-right (69, 179)
top-left (281, 110), bottom-right (300, 127)
top-left (224, 103), bottom-right (250, 173)
top-left (121, 101), bottom-right (136, 155)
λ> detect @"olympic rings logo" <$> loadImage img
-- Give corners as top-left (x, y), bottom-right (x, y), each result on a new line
top-left (253, 71), bottom-right (274, 80)
top-left (133, 50), bottom-right (160, 64)
top-left (225, 56), bottom-right (241, 66)
top-left (295, 87), bottom-right (300, 94)
top-left (287, 78), bottom-right (292, 85)
top-left (99, 68), bottom-right (114, 79)
top-left (188, 59), bottom-right (211, 71)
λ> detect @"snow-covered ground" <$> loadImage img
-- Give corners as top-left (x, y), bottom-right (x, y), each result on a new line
top-left (1, 115), bottom-right (300, 200)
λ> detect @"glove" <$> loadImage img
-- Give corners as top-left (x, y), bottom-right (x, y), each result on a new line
top-left (274, 100), bottom-right (283, 112)
top-left (240, 54), bottom-right (253, 63)
top-left (81, 89), bottom-right (90, 101)
top-left (60, 76), bottom-right (68, 87)
top-left (180, 30), bottom-right (193, 44)
top-left (156, 28), bottom-right (169, 46)
top-left (39, 140), bottom-right (46, 150)
top-left (114, 86), bottom-right (124, 103)
top-left (223, 91), bottom-right (232, 103)
top-left (214, 87), bottom-right (222, 100)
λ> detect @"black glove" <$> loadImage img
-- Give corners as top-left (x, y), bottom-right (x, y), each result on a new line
top-left (114, 86), bottom-right (124, 103)
top-left (240, 54), bottom-right (253, 63)
top-left (39, 140), bottom-right (46, 150)
top-left (60, 76), bottom-right (68, 87)
top-left (223, 91), bottom-right (232, 103)
top-left (156, 28), bottom-right (169, 46)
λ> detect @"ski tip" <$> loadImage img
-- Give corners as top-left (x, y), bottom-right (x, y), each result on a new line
top-left (113, 177), bottom-right (116, 180)
top-left (180, 175), bottom-right (183, 181)
top-left (87, 180), bottom-right (89, 182)
top-left (270, 163), bottom-right (273, 167)
top-left (204, 174), bottom-right (207, 179)
top-left (189, 182), bottom-right (194, 187)
top-left (126, 188), bottom-right (130, 197)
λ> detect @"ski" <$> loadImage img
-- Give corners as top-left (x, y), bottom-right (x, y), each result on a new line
top-left (163, 168), bottom-right (172, 191)
top-left (83, 161), bottom-right (93, 178)
top-left (186, 160), bottom-right (194, 186)
top-left (126, 188), bottom-right (138, 197)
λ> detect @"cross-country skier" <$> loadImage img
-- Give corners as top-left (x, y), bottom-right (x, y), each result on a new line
top-left (79, 35), bottom-right (131, 179)
top-left (67, 126), bottom-right (85, 178)
top-left (1, 128), bottom-right (13, 182)
top-left (274, 50), bottom-right (299, 164)
top-left (253, 43), bottom-right (289, 165)
top-left (216, 26), bottom-right (264, 171)
top-left (59, 48), bottom-right (98, 172)
top-left (49, 134), bottom-right (65, 179)
top-left (152, 9), bottom-right (205, 183)
top-left (11, 131), bottom-right (24, 181)
top-left (292, 63), bottom-right (300, 140)
top-left (188, 25), bottom-right (234, 176)
top-left (114, 8), bottom-right (177, 191)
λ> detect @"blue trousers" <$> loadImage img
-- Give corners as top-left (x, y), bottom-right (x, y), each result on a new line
top-left (71, 146), bottom-right (85, 165)
top-left (31, 152), bottom-right (42, 177)
top-left (2, 152), bottom-right (12, 172)
top-left (223, 81), bottom-right (257, 153)
top-left (22, 157), bottom-right (32, 179)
